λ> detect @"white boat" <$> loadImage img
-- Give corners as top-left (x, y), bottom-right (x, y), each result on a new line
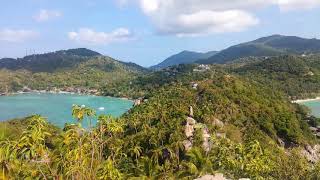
top-left (98, 107), bottom-right (105, 111)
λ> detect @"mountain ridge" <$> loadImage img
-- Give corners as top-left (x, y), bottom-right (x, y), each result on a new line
top-left (197, 35), bottom-right (320, 64)
top-left (0, 48), bottom-right (147, 93)
top-left (150, 50), bottom-right (218, 69)
top-left (0, 48), bottom-right (145, 73)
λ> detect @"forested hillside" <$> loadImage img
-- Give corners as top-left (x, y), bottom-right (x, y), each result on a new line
top-left (151, 50), bottom-right (218, 70)
top-left (0, 49), bottom-right (147, 93)
top-left (0, 48), bottom-right (101, 72)
top-left (1, 70), bottom-right (320, 179)
top-left (104, 54), bottom-right (320, 101)
top-left (2, 47), bottom-right (320, 179)
top-left (197, 35), bottom-right (320, 64)
top-left (232, 55), bottom-right (320, 99)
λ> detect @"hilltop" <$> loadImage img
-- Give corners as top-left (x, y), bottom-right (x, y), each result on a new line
top-left (0, 48), bottom-right (102, 72)
top-left (197, 35), bottom-right (320, 64)
top-left (231, 54), bottom-right (320, 99)
top-left (0, 48), bottom-right (147, 93)
top-left (150, 50), bottom-right (218, 70)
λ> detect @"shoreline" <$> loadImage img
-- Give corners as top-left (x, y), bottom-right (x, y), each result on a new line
top-left (2, 91), bottom-right (134, 102)
top-left (10, 91), bottom-right (94, 96)
top-left (292, 97), bottom-right (320, 103)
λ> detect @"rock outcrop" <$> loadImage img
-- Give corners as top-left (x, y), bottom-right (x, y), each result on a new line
top-left (134, 99), bottom-right (142, 106)
top-left (190, 106), bottom-right (194, 117)
top-left (202, 128), bottom-right (211, 152)
top-left (301, 145), bottom-right (320, 163)
top-left (183, 140), bottom-right (193, 151)
top-left (195, 174), bottom-right (227, 180)
top-left (212, 118), bottom-right (224, 128)
top-left (195, 174), bottom-right (250, 180)
top-left (277, 137), bottom-right (285, 147)
top-left (134, 97), bottom-right (149, 106)
top-left (185, 117), bottom-right (196, 138)
top-left (183, 106), bottom-right (212, 152)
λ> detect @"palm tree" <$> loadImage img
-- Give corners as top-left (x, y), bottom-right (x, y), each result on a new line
top-left (135, 156), bottom-right (160, 179)
top-left (179, 147), bottom-right (213, 178)
top-left (150, 148), bottom-right (162, 165)
top-left (129, 145), bottom-right (143, 161)
top-left (97, 158), bottom-right (123, 180)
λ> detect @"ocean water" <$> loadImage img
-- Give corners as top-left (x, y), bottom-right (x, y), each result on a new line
top-left (300, 100), bottom-right (320, 117)
top-left (0, 93), bottom-right (133, 127)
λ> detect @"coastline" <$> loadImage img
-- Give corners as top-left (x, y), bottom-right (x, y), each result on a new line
top-left (10, 90), bottom-right (92, 96)
top-left (292, 97), bottom-right (320, 103)
top-left (3, 90), bottom-right (135, 102)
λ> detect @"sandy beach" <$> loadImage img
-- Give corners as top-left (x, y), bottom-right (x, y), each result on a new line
top-left (292, 97), bottom-right (320, 103)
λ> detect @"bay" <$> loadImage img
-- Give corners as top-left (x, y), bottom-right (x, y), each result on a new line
top-left (0, 93), bottom-right (133, 127)
top-left (300, 100), bottom-right (320, 117)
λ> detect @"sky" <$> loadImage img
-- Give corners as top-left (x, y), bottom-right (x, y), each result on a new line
top-left (0, 0), bottom-right (320, 67)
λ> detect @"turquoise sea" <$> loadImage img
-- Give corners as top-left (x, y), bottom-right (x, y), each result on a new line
top-left (300, 100), bottom-right (320, 117)
top-left (0, 93), bottom-right (133, 127)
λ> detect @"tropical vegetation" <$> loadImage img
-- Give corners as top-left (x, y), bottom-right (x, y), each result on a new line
top-left (2, 44), bottom-right (320, 178)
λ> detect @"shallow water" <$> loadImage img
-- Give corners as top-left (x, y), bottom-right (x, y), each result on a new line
top-left (0, 93), bottom-right (133, 127)
top-left (300, 100), bottom-right (320, 117)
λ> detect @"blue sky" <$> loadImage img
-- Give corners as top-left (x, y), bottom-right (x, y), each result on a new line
top-left (0, 0), bottom-right (320, 67)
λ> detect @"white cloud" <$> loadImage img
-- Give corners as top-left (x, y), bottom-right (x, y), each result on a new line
top-left (117, 0), bottom-right (320, 37)
top-left (164, 10), bottom-right (259, 37)
top-left (34, 9), bottom-right (62, 22)
top-left (278, 0), bottom-right (320, 11)
top-left (0, 29), bottom-right (38, 43)
top-left (140, 0), bottom-right (159, 13)
top-left (68, 28), bottom-right (134, 45)
top-left (137, 0), bottom-right (263, 37)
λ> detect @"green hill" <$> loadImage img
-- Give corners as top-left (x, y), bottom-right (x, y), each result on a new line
top-left (2, 39), bottom-right (320, 179)
top-left (197, 35), bottom-right (320, 64)
top-left (0, 48), bottom-right (102, 72)
top-left (105, 62), bottom-right (315, 144)
top-left (231, 54), bottom-right (320, 100)
top-left (252, 35), bottom-right (320, 53)
top-left (1, 63), bottom-right (319, 179)
top-left (0, 49), bottom-right (147, 93)
top-left (151, 50), bottom-right (218, 70)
